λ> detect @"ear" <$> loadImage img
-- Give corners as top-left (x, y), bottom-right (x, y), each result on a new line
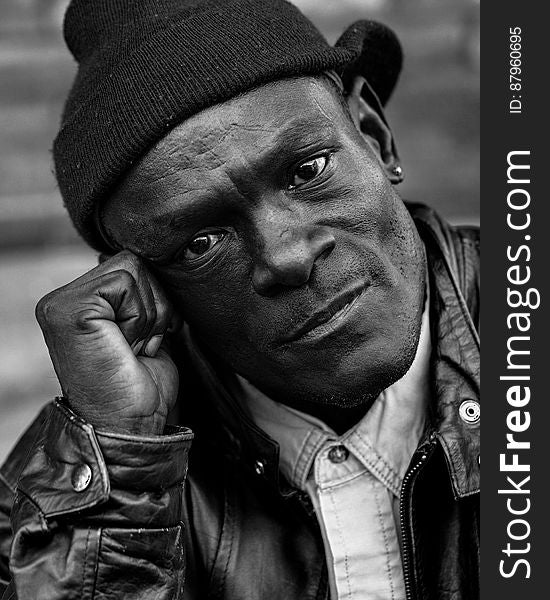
top-left (345, 75), bottom-right (403, 185)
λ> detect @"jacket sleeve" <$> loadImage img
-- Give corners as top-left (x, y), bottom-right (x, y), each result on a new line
top-left (0, 398), bottom-right (193, 599)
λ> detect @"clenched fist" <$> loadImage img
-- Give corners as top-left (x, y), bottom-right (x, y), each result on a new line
top-left (35, 251), bottom-right (181, 435)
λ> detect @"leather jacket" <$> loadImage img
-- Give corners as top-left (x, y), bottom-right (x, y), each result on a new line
top-left (0, 203), bottom-right (480, 600)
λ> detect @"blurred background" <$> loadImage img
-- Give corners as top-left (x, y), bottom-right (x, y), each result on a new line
top-left (0, 0), bottom-right (479, 461)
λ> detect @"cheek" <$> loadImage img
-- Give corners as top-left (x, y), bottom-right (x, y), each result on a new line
top-left (381, 190), bottom-right (425, 281)
top-left (346, 151), bottom-right (422, 275)
top-left (338, 148), bottom-right (395, 230)
top-left (339, 155), bottom-right (425, 304)
top-left (158, 266), bottom-right (256, 352)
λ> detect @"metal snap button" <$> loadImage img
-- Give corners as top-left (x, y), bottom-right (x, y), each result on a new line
top-left (459, 400), bottom-right (480, 425)
top-left (254, 459), bottom-right (266, 476)
top-left (328, 445), bottom-right (349, 464)
top-left (71, 463), bottom-right (92, 492)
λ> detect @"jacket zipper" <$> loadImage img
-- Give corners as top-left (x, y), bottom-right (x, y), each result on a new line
top-left (295, 492), bottom-right (331, 600)
top-left (400, 432), bottom-right (437, 600)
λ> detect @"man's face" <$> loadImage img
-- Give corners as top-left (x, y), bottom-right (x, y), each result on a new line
top-left (103, 76), bottom-right (426, 410)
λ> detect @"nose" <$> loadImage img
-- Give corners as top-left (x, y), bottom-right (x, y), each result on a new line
top-left (251, 214), bottom-right (336, 296)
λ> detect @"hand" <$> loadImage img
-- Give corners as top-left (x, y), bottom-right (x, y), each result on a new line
top-left (35, 251), bottom-right (181, 435)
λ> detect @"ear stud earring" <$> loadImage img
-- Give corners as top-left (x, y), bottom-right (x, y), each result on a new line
top-left (392, 165), bottom-right (403, 178)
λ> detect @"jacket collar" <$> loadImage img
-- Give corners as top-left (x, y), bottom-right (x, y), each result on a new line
top-left (184, 204), bottom-right (480, 501)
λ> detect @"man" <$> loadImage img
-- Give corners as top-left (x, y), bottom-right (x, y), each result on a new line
top-left (0, 0), bottom-right (480, 598)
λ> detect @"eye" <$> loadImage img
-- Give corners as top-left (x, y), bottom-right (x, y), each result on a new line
top-left (290, 155), bottom-right (328, 188)
top-left (183, 231), bottom-right (226, 260)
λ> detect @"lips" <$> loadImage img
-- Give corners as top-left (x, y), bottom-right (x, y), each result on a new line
top-left (281, 281), bottom-right (369, 344)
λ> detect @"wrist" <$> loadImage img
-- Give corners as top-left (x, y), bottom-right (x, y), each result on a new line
top-left (63, 396), bottom-right (167, 436)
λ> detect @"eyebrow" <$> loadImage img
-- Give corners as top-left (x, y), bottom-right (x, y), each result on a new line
top-left (265, 115), bottom-right (339, 163)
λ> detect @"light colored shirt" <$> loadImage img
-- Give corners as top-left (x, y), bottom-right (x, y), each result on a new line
top-left (238, 292), bottom-right (431, 600)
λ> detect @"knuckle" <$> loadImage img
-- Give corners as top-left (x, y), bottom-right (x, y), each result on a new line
top-left (108, 268), bottom-right (136, 289)
top-left (35, 292), bottom-right (61, 327)
top-left (72, 307), bottom-right (96, 332)
top-left (118, 249), bottom-right (137, 260)
top-left (117, 250), bottom-right (142, 273)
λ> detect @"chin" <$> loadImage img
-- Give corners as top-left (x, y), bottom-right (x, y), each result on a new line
top-left (252, 310), bottom-right (422, 412)
top-left (291, 294), bottom-right (424, 404)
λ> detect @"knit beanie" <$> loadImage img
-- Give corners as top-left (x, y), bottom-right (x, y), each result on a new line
top-left (54, 0), bottom-right (403, 252)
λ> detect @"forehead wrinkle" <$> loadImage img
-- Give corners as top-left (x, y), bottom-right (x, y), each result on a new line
top-left (313, 95), bottom-right (339, 124)
top-left (276, 115), bottom-right (335, 146)
top-left (177, 114), bottom-right (339, 202)
top-left (208, 116), bottom-right (339, 190)
top-left (146, 115), bottom-right (234, 178)
top-left (135, 141), bottom-right (230, 207)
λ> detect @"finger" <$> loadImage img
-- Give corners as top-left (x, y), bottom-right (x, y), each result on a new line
top-left (131, 274), bottom-right (157, 352)
top-left (100, 251), bottom-right (159, 347)
top-left (117, 253), bottom-right (158, 343)
top-left (138, 342), bottom-right (179, 411)
top-left (86, 269), bottom-right (148, 347)
top-left (67, 249), bottom-right (138, 284)
top-left (142, 273), bottom-right (177, 358)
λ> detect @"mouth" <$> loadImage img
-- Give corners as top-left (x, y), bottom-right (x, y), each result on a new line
top-left (281, 281), bottom-right (369, 344)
